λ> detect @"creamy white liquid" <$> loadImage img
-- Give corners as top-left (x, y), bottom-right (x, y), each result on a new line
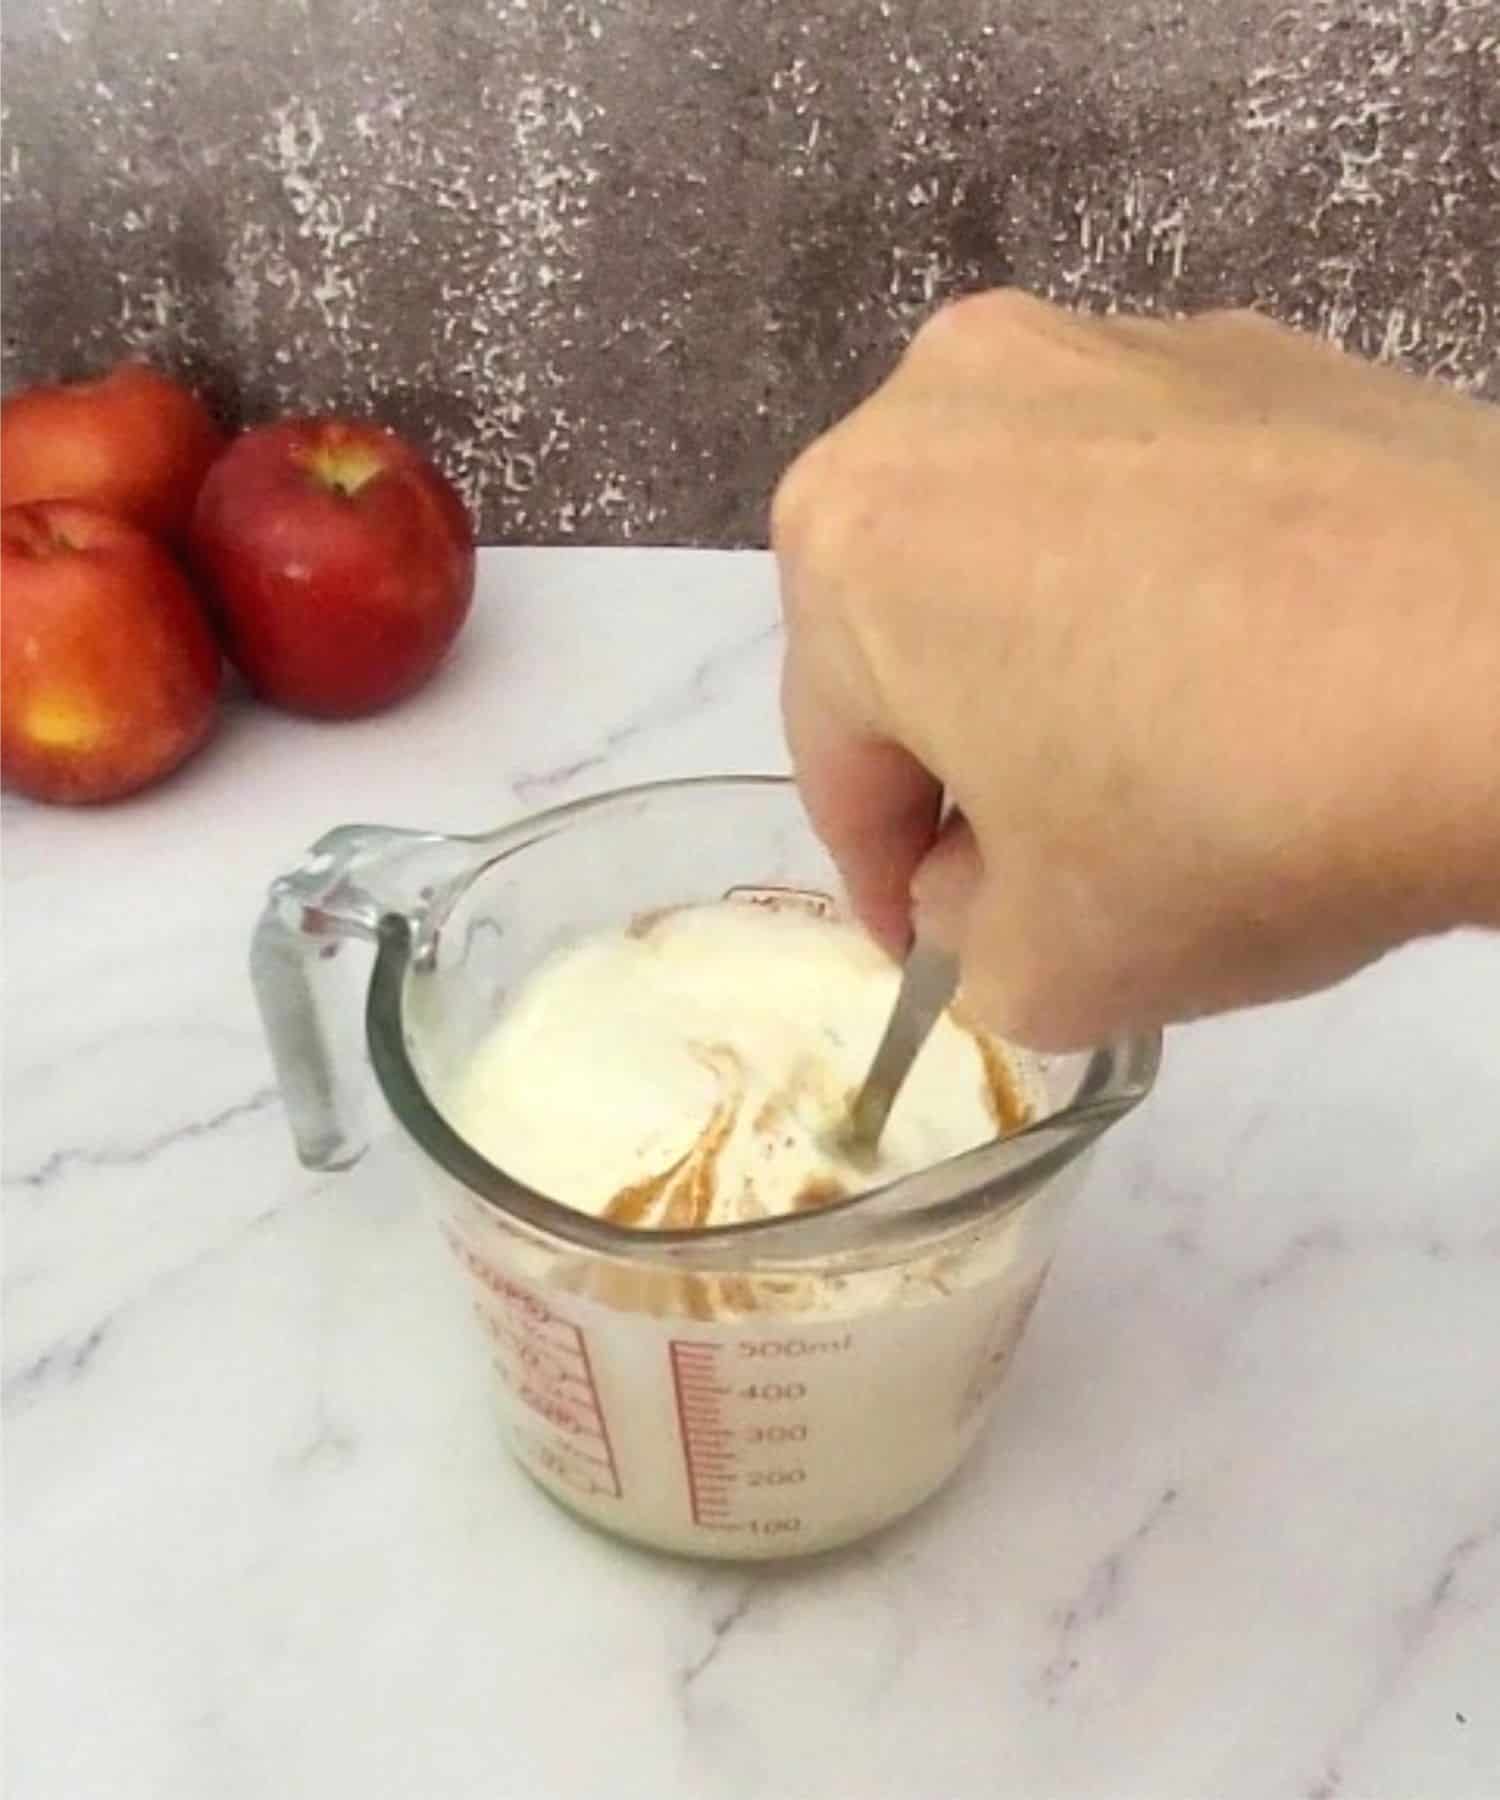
top-left (449, 900), bottom-right (1028, 1226)
top-left (439, 899), bottom-right (1057, 1559)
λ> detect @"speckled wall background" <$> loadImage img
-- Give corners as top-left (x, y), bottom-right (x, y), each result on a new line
top-left (3, 0), bottom-right (1497, 543)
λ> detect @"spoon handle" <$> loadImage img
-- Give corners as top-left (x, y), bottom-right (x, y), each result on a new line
top-left (845, 939), bottom-right (961, 1152)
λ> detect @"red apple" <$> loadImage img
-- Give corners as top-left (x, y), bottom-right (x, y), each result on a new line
top-left (2, 363), bottom-right (225, 542)
top-left (188, 419), bottom-right (475, 718)
top-left (2, 501), bottom-right (221, 804)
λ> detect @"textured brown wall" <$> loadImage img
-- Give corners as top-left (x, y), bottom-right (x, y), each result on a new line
top-left (3, 0), bottom-right (1498, 545)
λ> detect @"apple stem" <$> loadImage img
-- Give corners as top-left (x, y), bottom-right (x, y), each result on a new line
top-left (304, 444), bottom-right (385, 498)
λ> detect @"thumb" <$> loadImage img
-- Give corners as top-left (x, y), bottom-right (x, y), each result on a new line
top-left (909, 811), bottom-right (984, 954)
top-left (911, 815), bottom-right (1027, 1037)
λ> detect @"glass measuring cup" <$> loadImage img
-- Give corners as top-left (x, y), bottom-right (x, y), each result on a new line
top-left (253, 777), bottom-right (1159, 1559)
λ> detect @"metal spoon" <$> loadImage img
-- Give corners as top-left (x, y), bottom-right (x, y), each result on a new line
top-left (843, 938), bottom-right (960, 1155)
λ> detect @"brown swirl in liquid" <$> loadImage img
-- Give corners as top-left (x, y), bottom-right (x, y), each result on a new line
top-left (600, 1018), bottom-right (1029, 1239)
top-left (952, 1005), bottom-right (1031, 1132)
top-left (602, 1043), bottom-right (744, 1229)
top-left (599, 905), bottom-right (1032, 1258)
top-left (791, 1174), bottom-right (849, 1212)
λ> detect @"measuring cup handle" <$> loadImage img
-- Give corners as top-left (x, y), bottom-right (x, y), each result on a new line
top-left (250, 823), bottom-right (479, 1170)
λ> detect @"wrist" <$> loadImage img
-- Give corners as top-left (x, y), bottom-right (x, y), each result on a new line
top-left (1367, 473), bottom-right (1500, 937)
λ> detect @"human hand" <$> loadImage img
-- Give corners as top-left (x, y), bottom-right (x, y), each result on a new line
top-left (774, 292), bottom-right (1500, 1048)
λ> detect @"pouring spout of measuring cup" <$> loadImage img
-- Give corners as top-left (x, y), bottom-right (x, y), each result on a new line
top-left (825, 1058), bottom-right (1156, 1240)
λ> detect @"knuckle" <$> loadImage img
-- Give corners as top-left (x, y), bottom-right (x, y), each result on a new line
top-left (980, 286), bottom-right (1059, 326)
top-left (773, 441), bottom-right (885, 583)
top-left (1102, 310), bottom-right (1173, 349)
top-left (1187, 305), bottom-right (1282, 338)
top-left (798, 485), bottom-right (867, 585)
top-left (770, 440), bottom-right (830, 554)
top-left (910, 286), bottom-right (1050, 356)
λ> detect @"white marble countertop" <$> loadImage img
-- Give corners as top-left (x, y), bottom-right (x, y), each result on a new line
top-left (6, 550), bottom-right (1499, 1800)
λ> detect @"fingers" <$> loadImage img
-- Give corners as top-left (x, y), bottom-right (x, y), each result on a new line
top-left (781, 642), bottom-right (942, 958)
top-left (767, 286), bottom-right (1496, 1052)
top-left (914, 822), bottom-right (1113, 1051)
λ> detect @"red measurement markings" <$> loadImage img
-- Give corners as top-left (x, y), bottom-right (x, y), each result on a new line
top-left (573, 1322), bottom-right (622, 1498)
top-left (448, 1232), bottom-right (622, 1499)
top-left (669, 1340), bottom-right (739, 1528)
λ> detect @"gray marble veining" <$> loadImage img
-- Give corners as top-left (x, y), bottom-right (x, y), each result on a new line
top-left (4, 550), bottom-right (1499, 1799)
